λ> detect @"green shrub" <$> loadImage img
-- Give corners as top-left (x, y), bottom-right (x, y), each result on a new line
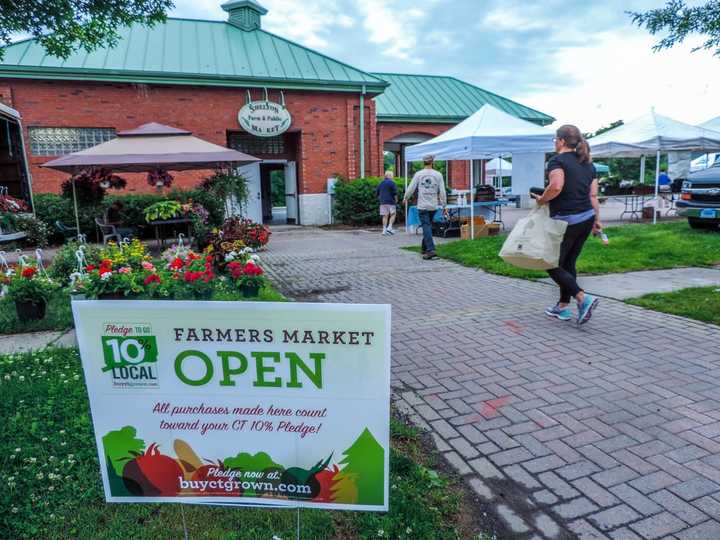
top-left (333, 177), bottom-right (406, 226)
top-left (34, 189), bottom-right (227, 243)
top-left (47, 241), bottom-right (102, 283)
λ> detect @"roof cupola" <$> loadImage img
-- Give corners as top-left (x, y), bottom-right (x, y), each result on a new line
top-left (222, 0), bottom-right (267, 31)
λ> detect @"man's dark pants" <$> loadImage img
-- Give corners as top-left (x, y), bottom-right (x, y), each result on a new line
top-left (418, 209), bottom-right (436, 254)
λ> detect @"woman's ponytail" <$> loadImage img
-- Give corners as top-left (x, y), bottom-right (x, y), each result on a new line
top-left (556, 125), bottom-right (592, 164)
top-left (575, 137), bottom-right (591, 164)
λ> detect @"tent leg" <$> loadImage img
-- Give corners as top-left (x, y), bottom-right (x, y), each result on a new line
top-left (404, 160), bottom-right (408, 233)
top-left (470, 160), bottom-right (474, 239)
top-left (653, 150), bottom-right (660, 225)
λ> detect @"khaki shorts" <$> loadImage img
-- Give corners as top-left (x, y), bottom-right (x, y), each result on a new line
top-left (379, 204), bottom-right (396, 216)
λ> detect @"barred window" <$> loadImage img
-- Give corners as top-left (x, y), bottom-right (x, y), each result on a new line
top-left (227, 132), bottom-right (285, 155)
top-left (28, 127), bottom-right (116, 156)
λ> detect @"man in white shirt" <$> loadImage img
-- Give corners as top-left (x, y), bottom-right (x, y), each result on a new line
top-left (403, 155), bottom-right (447, 259)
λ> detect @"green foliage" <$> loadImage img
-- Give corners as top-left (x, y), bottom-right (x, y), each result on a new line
top-left (102, 427), bottom-right (145, 477)
top-left (0, 0), bottom-right (172, 60)
top-left (6, 267), bottom-right (58, 303)
top-left (419, 220), bottom-right (720, 279)
top-left (200, 170), bottom-right (249, 215)
top-left (270, 170), bottom-right (285, 207)
top-left (627, 286), bottom-right (720, 326)
top-left (143, 200), bottom-right (182, 222)
top-left (47, 241), bottom-right (102, 282)
top-left (629, 1), bottom-right (720, 56)
top-left (14, 214), bottom-right (50, 247)
top-left (34, 191), bottom-right (225, 242)
top-left (333, 176), bottom-right (406, 226)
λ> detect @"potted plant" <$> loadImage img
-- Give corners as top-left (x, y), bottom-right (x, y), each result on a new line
top-left (166, 252), bottom-right (216, 299)
top-left (143, 200), bottom-right (182, 222)
top-left (228, 260), bottom-right (265, 298)
top-left (6, 265), bottom-right (58, 321)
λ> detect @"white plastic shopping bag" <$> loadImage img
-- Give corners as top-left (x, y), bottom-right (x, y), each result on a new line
top-left (499, 205), bottom-right (568, 270)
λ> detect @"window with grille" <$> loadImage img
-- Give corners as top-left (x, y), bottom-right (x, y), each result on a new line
top-left (28, 127), bottom-right (116, 156)
top-left (227, 132), bottom-right (285, 155)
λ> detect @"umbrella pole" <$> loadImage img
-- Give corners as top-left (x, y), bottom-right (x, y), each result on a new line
top-left (72, 178), bottom-right (81, 236)
top-left (653, 150), bottom-right (660, 225)
top-left (470, 160), bottom-right (474, 239)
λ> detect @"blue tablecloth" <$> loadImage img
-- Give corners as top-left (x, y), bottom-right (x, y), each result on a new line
top-left (407, 201), bottom-right (509, 228)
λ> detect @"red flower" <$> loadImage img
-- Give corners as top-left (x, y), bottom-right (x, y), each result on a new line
top-left (21, 267), bottom-right (37, 279)
top-left (86, 264), bottom-right (96, 272)
top-left (205, 255), bottom-right (213, 263)
top-left (144, 274), bottom-right (161, 285)
top-left (170, 258), bottom-right (184, 271)
top-left (183, 271), bottom-right (202, 283)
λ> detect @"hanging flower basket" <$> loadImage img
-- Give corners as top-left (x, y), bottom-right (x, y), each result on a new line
top-left (15, 299), bottom-right (47, 321)
top-left (147, 169), bottom-right (174, 189)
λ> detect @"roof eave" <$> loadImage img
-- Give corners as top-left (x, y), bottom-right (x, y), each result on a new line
top-left (377, 114), bottom-right (553, 126)
top-left (0, 66), bottom-right (389, 94)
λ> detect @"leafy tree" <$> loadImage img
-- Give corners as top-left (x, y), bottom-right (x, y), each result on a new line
top-left (0, 0), bottom-right (173, 60)
top-left (629, 1), bottom-right (720, 56)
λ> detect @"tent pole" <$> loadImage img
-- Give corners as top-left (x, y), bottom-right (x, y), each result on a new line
top-left (470, 160), bottom-right (474, 239)
top-left (404, 159), bottom-right (408, 233)
top-left (653, 150), bottom-right (660, 225)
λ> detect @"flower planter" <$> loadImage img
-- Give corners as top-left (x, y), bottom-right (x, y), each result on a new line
top-left (241, 284), bottom-right (260, 298)
top-left (70, 293), bottom-right (87, 302)
top-left (15, 300), bottom-right (47, 322)
top-left (97, 292), bottom-right (130, 300)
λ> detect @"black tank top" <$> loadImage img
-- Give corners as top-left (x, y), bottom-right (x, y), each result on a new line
top-left (547, 152), bottom-right (596, 216)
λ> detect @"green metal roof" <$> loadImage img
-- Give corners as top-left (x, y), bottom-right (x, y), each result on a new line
top-left (372, 73), bottom-right (554, 125)
top-left (0, 18), bottom-right (387, 93)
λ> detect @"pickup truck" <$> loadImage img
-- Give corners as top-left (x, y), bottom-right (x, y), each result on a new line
top-left (677, 163), bottom-right (720, 230)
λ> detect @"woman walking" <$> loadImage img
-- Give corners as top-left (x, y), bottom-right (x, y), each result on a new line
top-left (532, 125), bottom-right (602, 325)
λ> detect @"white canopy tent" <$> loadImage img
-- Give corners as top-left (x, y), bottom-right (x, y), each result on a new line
top-left (485, 157), bottom-right (512, 177)
top-left (692, 116), bottom-right (720, 172)
top-left (404, 105), bottom-right (554, 236)
top-left (589, 110), bottom-right (720, 223)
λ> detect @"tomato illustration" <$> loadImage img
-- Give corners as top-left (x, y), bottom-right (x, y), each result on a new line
top-left (122, 443), bottom-right (183, 496)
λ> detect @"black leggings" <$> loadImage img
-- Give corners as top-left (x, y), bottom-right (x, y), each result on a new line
top-left (547, 217), bottom-right (594, 304)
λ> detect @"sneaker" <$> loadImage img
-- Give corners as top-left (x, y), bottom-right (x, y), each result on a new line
top-left (545, 304), bottom-right (572, 321)
top-left (422, 251), bottom-right (437, 260)
top-left (577, 294), bottom-right (599, 325)
top-left (381, 229), bottom-right (389, 236)
top-left (386, 228), bottom-right (395, 235)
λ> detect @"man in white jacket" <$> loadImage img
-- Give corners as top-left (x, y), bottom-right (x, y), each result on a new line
top-left (403, 155), bottom-right (447, 259)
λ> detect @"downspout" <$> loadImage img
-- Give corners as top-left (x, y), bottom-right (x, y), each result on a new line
top-left (359, 85), bottom-right (366, 178)
top-left (16, 119), bottom-right (35, 215)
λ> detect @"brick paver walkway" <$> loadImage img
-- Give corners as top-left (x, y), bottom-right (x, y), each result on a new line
top-left (263, 227), bottom-right (720, 540)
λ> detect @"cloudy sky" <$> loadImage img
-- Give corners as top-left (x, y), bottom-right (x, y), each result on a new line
top-left (172, 0), bottom-right (720, 132)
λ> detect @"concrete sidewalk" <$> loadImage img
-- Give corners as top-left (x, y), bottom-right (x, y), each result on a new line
top-left (539, 268), bottom-right (720, 301)
top-left (264, 227), bottom-right (720, 540)
top-left (0, 328), bottom-right (76, 355)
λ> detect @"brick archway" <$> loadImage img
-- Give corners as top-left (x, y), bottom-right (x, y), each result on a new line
top-left (377, 122), bottom-right (469, 188)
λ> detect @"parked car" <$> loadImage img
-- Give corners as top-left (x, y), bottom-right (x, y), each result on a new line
top-left (677, 163), bottom-right (720, 230)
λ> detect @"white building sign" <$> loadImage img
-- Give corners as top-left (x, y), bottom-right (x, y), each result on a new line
top-left (239, 99), bottom-right (292, 138)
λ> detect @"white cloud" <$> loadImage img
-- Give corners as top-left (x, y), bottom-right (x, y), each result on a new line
top-left (483, 8), bottom-right (546, 31)
top-left (356, 0), bottom-right (425, 63)
top-left (514, 31), bottom-right (720, 132)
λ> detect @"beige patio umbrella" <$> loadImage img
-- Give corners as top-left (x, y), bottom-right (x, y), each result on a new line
top-left (41, 123), bottom-right (259, 232)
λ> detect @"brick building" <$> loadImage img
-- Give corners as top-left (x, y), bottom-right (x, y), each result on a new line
top-left (0, 0), bottom-right (553, 225)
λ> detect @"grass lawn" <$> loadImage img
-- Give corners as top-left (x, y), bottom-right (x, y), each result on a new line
top-left (627, 286), bottom-right (720, 326)
top-left (0, 347), bottom-right (485, 540)
top-left (0, 284), bottom-right (287, 336)
top-left (409, 221), bottom-right (720, 280)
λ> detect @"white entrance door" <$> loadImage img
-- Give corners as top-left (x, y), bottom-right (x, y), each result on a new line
top-left (284, 161), bottom-right (298, 224)
top-left (235, 163), bottom-right (262, 223)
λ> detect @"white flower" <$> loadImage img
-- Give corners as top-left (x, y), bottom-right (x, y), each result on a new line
top-left (18, 375), bottom-right (25, 381)
top-left (11, 507), bottom-right (17, 514)
top-left (377, 530), bottom-right (384, 537)
top-left (14, 448), bottom-right (20, 453)
top-left (250, 254), bottom-right (259, 261)
top-left (100, 271), bottom-right (112, 281)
